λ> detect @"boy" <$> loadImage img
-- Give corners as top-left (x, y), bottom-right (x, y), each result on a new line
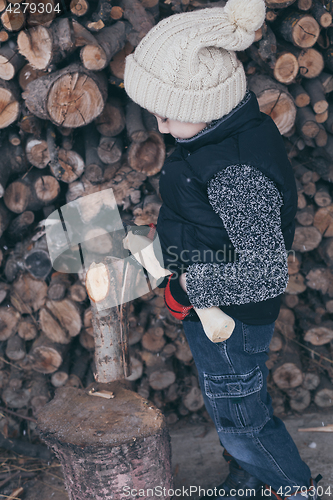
top-left (124, 0), bottom-right (321, 499)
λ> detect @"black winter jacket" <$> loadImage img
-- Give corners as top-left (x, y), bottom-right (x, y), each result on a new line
top-left (156, 90), bottom-right (297, 325)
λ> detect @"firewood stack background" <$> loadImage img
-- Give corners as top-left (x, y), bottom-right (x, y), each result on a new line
top-left (0, 0), bottom-right (333, 447)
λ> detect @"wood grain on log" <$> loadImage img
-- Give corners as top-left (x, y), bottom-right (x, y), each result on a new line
top-left (81, 22), bottom-right (127, 71)
top-left (23, 63), bottom-right (108, 128)
top-left (37, 384), bottom-right (173, 500)
top-left (248, 74), bottom-right (296, 135)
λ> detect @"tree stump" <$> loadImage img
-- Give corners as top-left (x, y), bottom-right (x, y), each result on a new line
top-left (37, 383), bottom-right (173, 500)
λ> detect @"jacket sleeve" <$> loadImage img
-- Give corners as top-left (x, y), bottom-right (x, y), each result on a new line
top-left (184, 164), bottom-right (290, 309)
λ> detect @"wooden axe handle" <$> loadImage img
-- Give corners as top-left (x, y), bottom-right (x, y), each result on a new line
top-left (123, 233), bottom-right (235, 343)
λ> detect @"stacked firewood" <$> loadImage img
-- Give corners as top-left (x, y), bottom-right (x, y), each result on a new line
top-left (0, 0), bottom-right (333, 442)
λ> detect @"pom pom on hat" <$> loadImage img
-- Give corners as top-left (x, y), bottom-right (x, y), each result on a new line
top-left (224, 0), bottom-right (266, 34)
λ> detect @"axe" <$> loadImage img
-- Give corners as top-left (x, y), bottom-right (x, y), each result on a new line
top-left (123, 229), bottom-right (235, 343)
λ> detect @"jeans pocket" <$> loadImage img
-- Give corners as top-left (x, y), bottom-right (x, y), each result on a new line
top-left (242, 322), bottom-right (275, 354)
top-left (203, 366), bottom-right (270, 434)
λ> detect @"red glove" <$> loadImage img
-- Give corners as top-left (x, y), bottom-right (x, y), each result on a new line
top-left (164, 274), bottom-right (194, 321)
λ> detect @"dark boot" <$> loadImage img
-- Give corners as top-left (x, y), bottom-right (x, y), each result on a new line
top-left (200, 449), bottom-right (264, 500)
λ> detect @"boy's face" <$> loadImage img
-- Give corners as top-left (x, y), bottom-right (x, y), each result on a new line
top-left (153, 114), bottom-right (207, 139)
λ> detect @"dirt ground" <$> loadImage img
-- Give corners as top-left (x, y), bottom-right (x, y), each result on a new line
top-left (1, 408), bottom-right (332, 500)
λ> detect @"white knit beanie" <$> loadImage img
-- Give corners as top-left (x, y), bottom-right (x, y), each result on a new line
top-left (124, 0), bottom-right (265, 123)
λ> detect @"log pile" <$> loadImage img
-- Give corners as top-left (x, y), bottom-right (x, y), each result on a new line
top-left (0, 0), bottom-right (333, 450)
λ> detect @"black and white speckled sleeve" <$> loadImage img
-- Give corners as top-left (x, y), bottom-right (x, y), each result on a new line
top-left (185, 165), bottom-right (289, 309)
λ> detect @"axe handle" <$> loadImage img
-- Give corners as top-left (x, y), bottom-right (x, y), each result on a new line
top-left (123, 233), bottom-right (235, 343)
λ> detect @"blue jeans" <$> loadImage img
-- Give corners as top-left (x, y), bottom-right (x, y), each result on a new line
top-left (182, 317), bottom-right (312, 492)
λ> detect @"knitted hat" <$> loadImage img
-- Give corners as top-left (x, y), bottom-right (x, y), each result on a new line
top-left (124, 0), bottom-right (265, 123)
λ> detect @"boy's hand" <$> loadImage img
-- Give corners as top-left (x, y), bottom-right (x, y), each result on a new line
top-left (164, 273), bottom-right (193, 321)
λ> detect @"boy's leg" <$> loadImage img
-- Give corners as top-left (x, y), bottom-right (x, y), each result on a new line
top-left (182, 317), bottom-right (312, 494)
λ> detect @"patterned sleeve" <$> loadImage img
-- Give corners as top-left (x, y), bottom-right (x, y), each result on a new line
top-left (184, 164), bottom-right (290, 309)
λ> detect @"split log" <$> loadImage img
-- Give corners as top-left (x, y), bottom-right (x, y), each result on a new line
top-left (296, 106), bottom-right (320, 138)
top-left (287, 386), bottom-right (311, 411)
top-left (174, 333), bottom-right (193, 364)
top-left (302, 78), bottom-right (328, 114)
top-left (314, 182), bottom-right (332, 207)
top-left (314, 376), bottom-right (333, 407)
top-left (120, 0), bottom-right (154, 45)
top-left (7, 212), bottom-right (35, 241)
top-left (28, 335), bottom-right (69, 374)
top-left (0, 41), bottom-right (25, 80)
top-left (79, 329), bottom-right (95, 351)
top-left (69, 280), bottom-right (87, 303)
top-left (183, 386), bottom-right (204, 412)
top-left (1, 4), bottom-right (25, 32)
top-left (47, 272), bottom-right (72, 301)
top-left (51, 353), bottom-right (70, 387)
top-left (275, 307), bottom-right (296, 338)
top-left (272, 344), bottom-right (304, 389)
top-left (84, 124), bottom-right (107, 184)
top-left (279, 12), bottom-right (320, 48)
top-left (18, 63), bottom-right (48, 91)
top-left (18, 104), bottom-right (43, 137)
top-left (4, 169), bottom-right (61, 214)
top-left (0, 283), bottom-right (11, 305)
top-left (23, 63), bottom-right (108, 128)
top-left (0, 199), bottom-right (13, 237)
top-left (273, 50), bottom-right (298, 85)
top-left (298, 0), bottom-right (312, 9)
top-left (289, 83), bottom-right (310, 107)
top-left (109, 41), bottom-right (134, 80)
top-left (318, 237), bottom-right (333, 267)
top-left (148, 366), bottom-right (176, 390)
top-left (303, 320), bottom-right (333, 345)
top-left (0, 306), bottom-right (21, 341)
top-left (314, 124), bottom-right (327, 146)
top-left (302, 370), bottom-right (320, 391)
top-left (314, 205), bottom-right (333, 236)
top-left (72, 18), bottom-right (98, 47)
top-left (305, 266), bottom-right (333, 296)
top-left (292, 225), bottom-right (322, 252)
top-left (17, 316), bottom-right (38, 341)
top-left (132, 194), bottom-right (162, 226)
top-left (80, 22), bottom-right (127, 70)
top-left (97, 136), bottom-right (123, 165)
top-left (10, 273), bottom-right (48, 314)
top-left (125, 356), bottom-right (143, 381)
top-left (26, 0), bottom-right (56, 27)
top-left (0, 79), bottom-right (20, 129)
top-left (17, 18), bottom-right (75, 70)
top-left (125, 100), bottom-right (149, 143)
top-left (295, 205), bottom-right (314, 226)
top-left (297, 47), bottom-right (324, 79)
top-left (25, 136), bottom-right (50, 168)
top-left (95, 96), bottom-right (126, 137)
top-left (39, 298), bottom-right (82, 344)
top-left (37, 384), bottom-right (173, 500)
top-left (311, 0), bottom-right (332, 27)
top-left (141, 326), bottom-right (166, 353)
top-left (247, 74), bottom-right (296, 135)
top-left (6, 334), bottom-right (25, 361)
top-left (70, 0), bottom-right (89, 17)
top-left (269, 331), bottom-right (285, 352)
